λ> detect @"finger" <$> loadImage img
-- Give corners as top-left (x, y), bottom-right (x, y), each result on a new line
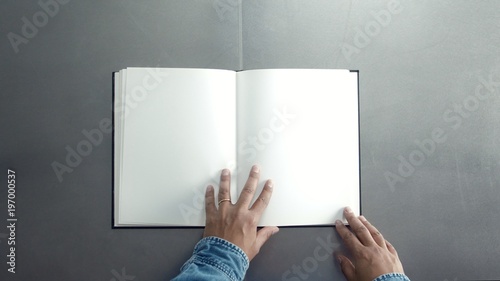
top-left (235, 165), bottom-right (260, 209)
top-left (335, 219), bottom-right (364, 253)
top-left (359, 215), bottom-right (386, 248)
top-left (203, 185), bottom-right (216, 238)
top-left (343, 207), bottom-right (375, 246)
top-left (337, 255), bottom-right (356, 281)
top-left (217, 169), bottom-right (232, 209)
top-left (249, 179), bottom-right (273, 214)
top-left (254, 226), bottom-right (279, 253)
top-left (205, 185), bottom-right (217, 215)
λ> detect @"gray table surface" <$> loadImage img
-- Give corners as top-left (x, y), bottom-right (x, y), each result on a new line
top-left (1, 0), bottom-right (499, 280)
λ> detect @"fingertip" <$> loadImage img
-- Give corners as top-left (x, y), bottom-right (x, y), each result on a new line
top-left (266, 179), bottom-right (274, 190)
top-left (255, 226), bottom-right (278, 247)
top-left (271, 226), bottom-right (279, 235)
top-left (343, 207), bottom-right (355, 221)
top-left (251, 164), bottom-right (260, 173)
top-left (206, 185), bottom-right (213, 194)
top-left (336, 254), bottom-right (344, 264)
top-left (264, 226), bottom-right (279, 240)
top-left (206, 186), bottom-right (215, 201)
top-left (267, 179), bottom-right (273, 187)
top-left (334, 220), bottom-right (347, 236)
top-left (264, 225), bottom-right (279, 234)
top-left (386, 240), bottom-right (397, 252)
top-left (247, 165), bottom-right (261, 181)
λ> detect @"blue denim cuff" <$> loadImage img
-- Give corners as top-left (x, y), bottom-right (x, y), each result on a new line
top-left (181, 236), bottom-right (249, 281)
top-left (373, 272), bottom-right (411, 281)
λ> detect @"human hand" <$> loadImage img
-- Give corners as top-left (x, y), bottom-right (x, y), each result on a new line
top-left (203, 165), bottom-right (279, 261)
top-left (335, 207), bottom-right (405, 281)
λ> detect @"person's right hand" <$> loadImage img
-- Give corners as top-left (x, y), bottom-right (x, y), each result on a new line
top-left (335, 207), bottom-right (405, 281)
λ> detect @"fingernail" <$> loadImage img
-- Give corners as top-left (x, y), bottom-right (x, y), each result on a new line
top-left (252, 165), bottom-right (260, 173)
top-left (337, 256), bottom-right (343, 264)
top-left (221, 169), bottom-right (229, 176)
top-left (206, 185), bottom-right (213, 192)
top-left (345, 207), bottom-right (353, 214)
top-left (359, 215), bottom-right (366, 221)
top-left (267, 180), bottom-right (273, 189)
top-left (335, 220), bottom-right (342, 226)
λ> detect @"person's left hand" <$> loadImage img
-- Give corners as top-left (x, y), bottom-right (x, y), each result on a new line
top-left (203, 165), bottom-right (279, 261)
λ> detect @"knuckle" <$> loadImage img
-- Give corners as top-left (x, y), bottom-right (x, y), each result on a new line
top-left (232, 211), bottom-right (246, 221)
top-left (235, 211), bottom-right (258, 226)
top-left (357, 249), bottom-right (371, 260)
top-left (259, 197), bottom-right (269, 206)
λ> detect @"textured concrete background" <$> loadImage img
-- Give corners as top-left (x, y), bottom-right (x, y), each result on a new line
top-left (1, 0), bottom-right (499, 280)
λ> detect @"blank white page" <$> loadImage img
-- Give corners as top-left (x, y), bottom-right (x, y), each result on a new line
top-left (117, 68), bottom-right (236, 226)
top-left (236, 69), bottom-right (359, 226)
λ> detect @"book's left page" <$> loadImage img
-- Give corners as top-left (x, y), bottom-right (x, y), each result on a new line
top-left (114, 68), bottom-right (236, 227)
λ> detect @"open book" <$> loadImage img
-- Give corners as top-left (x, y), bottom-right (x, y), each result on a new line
top-left (113, 68), bottom-right (360, 227)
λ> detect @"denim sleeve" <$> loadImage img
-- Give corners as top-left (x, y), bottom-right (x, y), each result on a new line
top-left (171, 236), bottom-right (249, 281)
top-left (373, 273), bottom-right (411, 281)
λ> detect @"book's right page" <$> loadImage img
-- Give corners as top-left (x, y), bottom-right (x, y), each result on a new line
top-left (236, 69), bottom-right (359, 226)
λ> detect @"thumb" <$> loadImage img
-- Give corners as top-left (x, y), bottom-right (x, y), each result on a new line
top-left (255, 226), bottom-right (279, 250)
top-left (338, 255), bottom-right (356, 281)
